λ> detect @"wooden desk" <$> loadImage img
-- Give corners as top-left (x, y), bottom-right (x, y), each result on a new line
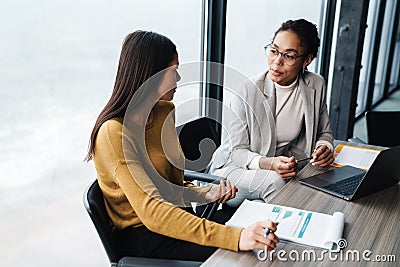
top-left (203, 142), bottom-right (400, 266)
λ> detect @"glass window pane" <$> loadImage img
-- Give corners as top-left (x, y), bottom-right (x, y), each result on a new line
top-left (389, 17), bottom-right (400, 92)
top-left (356, 0), bottom-right (379, 116)
top-left (373, 0), bottom-right (397, 104)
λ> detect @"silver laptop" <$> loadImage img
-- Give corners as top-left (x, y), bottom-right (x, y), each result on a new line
top-left (300, 145), bottom-right (400, 200)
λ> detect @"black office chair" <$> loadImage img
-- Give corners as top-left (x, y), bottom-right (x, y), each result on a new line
top-left (176, 117), bottom-right (225, 219)
top-left (365, 111), bottom-right (400, 147)
top-left (83, 180), bottom-right (203, 267)
top-left (176, 116), bottom-right (220, 173)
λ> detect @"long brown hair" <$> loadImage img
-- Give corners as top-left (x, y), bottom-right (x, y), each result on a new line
top-left (85, 30), bottom-right (176, 161)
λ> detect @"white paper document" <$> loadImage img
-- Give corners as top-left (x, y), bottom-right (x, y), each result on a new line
top-left (226, 200), bottom-right (345, 251)
top-left (333, 144), bottom-right (380, 170)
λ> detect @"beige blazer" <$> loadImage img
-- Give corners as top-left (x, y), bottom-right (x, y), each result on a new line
top-left (209, 70), bottom-right (334, 172)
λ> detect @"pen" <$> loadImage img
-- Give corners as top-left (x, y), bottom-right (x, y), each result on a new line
top-left (264, 229), bottom-right (271, 238)
top-left (296, 157), bottom-right (312, 163)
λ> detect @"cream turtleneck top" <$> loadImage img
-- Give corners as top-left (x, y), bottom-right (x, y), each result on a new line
top-left (248, 76), bottom-right (304, 169)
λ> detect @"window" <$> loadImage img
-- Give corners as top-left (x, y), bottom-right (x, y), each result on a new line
top-left (356, 0), bottom-right (379, 116)
top-left (372, 0), bottom-right (397, 104)
top-left (389, 16), bottom-right (400, 93)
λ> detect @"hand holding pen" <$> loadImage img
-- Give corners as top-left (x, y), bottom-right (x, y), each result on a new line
top-left (309, 145), bottom-right (335, 167)
top-left (296, 156), bottom-right (313, 163)
top-left (238, 220), bottom-right (279, 251)
top-left (294, 145), bottom-right (335, 167)
top-left (259, 156), bottom-right (296, 179)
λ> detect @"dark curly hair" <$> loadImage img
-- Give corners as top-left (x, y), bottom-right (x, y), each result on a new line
top-left (273, 19), bottom-right (320, 59)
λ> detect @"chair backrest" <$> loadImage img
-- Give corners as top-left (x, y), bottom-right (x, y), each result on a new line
top-left (176, 117), bottom-right (221, 173)
top-left (84, 180), bottom-right (204, 267)
top-left (83, 180), bottom-right (121, 265)
top-left (365, 111), bottom-right (400, 147)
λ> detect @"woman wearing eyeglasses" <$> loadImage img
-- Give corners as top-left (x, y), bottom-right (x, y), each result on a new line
top-left (208, 19), bottom-right (335, 207)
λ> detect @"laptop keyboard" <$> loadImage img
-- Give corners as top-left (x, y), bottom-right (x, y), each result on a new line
top-left (323, 174), bottom-right (364, 196)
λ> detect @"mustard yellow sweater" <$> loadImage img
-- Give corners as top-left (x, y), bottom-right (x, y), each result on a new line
top-left (93, 100), bottom-right (242, 251)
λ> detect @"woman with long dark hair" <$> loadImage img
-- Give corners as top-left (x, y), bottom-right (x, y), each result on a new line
top-left (86, 30), bottom-right (279, 261)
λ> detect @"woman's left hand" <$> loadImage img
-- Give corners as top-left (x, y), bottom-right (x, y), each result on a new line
top-left (310, 145), bottom-right (335, 167)
top-left (205, 179), bottom-right (238, 203)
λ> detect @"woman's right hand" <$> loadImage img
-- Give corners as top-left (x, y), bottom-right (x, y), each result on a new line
top-left (238, 220), bottom-right (279, 251)
top-left (259, 156), bottom-right (297, 179)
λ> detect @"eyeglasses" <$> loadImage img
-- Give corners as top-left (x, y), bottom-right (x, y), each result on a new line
top-left (264, 44), bottom-right (305, 66)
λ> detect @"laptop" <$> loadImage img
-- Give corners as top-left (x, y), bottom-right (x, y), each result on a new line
top-left (300, 145), bottom-right (400, 200)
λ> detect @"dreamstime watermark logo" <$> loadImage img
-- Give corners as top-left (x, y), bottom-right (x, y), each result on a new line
top-left (257, 238), bottom-right (396, 263)
top-left (337, 238), bottom-right (347, 249)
